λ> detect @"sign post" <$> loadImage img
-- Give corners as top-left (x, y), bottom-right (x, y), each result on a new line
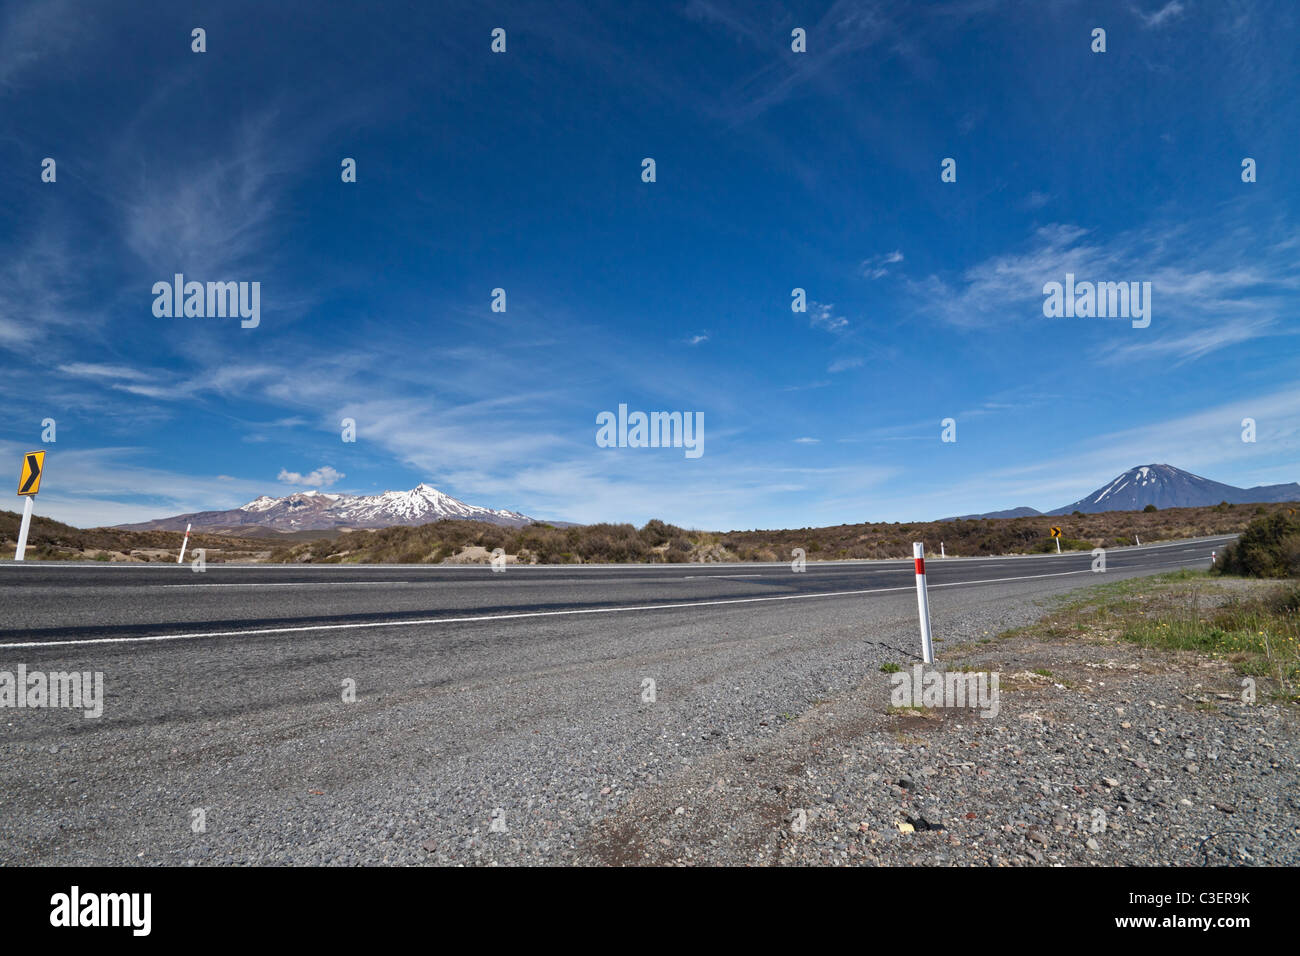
top-left (912, 542), bottom-right (934, 664)
top-left (14, 496), bottom-right (35, 561)
top-left (14, 451), bottom-right (45, 562)
top-left (1050, 526), bottom-right (1062, 554)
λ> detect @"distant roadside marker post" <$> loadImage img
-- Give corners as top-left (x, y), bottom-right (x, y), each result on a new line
top-left (1050, 526), bottom-right (1062, 554)
top-left (912, 542), bottom-right (935, 664)
top-left (178, 523), bottom-right (192, 564)
top-left (14, 451), bottom-right (45, 562)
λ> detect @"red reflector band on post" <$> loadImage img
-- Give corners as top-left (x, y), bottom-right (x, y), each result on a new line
top-left (914, 558), bottom-right (925, 575)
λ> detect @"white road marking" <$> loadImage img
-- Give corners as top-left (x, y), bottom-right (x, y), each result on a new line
top-left (161, 581), bottom-right (410, 589)
top-left (0, 558), bottom-right (1201, 650)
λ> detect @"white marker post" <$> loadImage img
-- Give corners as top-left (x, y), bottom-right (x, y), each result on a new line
top-left (940, 541), bottom-right (945, 558)
top-left (912, 542), bottom-right (934, 664)
top-left (178, 523), bottom-right (192, 565)
top-left (14, 495), bottom-right (34, 562)
top-left (1135, 535), bottom-right (1141, 545)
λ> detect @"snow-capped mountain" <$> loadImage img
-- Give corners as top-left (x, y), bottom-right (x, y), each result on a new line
top-left (943, 464), bottom-right (1299, 519)
top-left (115, 483), bottom-right (535, 532)
top-left (1047, 464), bottom-right (1300, 515)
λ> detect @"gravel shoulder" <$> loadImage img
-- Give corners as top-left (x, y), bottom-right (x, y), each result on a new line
top-left (578, 576), bottom-right (1300, 866)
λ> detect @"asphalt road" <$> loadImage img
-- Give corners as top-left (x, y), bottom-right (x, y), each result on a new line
top-left (0, 536), bottom-right (1233, 648)
top-left (0, 536), bottom-right (1235, 865)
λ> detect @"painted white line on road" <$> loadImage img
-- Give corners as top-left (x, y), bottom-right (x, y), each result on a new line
top-left (6, 586), bottom-right (915, 649)
top-left (0, 558), bottom-right (1201, 650)
top-left (161, 581), bottom-right (411, 589)
top-left (683, 569), bottom-right (914, 579)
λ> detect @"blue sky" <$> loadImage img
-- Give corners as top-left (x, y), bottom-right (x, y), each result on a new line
top-left (1, 0), bottom-right (1296, 530)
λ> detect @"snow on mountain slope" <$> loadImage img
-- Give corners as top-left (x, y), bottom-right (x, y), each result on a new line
top-left (945, 465), bottom-right (1298, 520)
top-left (1048, 464), bottom-right (1300, 514)
top-left (330, 484), bottom-right (529, 525)
top-left (116, 484), bottom-right (535, 532)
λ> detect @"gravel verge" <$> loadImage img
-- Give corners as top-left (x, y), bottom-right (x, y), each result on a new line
top-left (578, 580), bottom-right (1299, 866)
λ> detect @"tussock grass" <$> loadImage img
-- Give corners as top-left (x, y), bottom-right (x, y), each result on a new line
top-left (1017, 570), bottom-right (1300, 703)
top-left (0, 510), bottom-right (268, 561)
top-left (1121, 585), bottom-right (1300, 688)
top-left (269, 518), bottom-right (709, 565)
top-left (8, 498), bottom-right (1293, 566)
top-left (714, 501), bottom-right (1291, 561)
top-left (275, 501), bottom-right (1294, 565)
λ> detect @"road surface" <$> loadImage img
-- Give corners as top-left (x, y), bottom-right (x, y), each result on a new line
top-left (0, 536), bottom-right (1233, 864)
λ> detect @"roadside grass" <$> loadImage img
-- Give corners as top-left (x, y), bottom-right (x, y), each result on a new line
top-left (987, 570), bottom-right (1300, 703)
top-left (10, 500), bottom-right (1278, 565)
top-left (0, 511), bottom-right (271, 562)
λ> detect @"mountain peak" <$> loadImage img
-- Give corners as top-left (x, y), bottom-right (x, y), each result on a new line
top-left (1048, 464), bottom-right (1299, 515)
top-left (949, 464), bottom-right (1299, 520)
top-left (123, 484), bottom-right (536, 532)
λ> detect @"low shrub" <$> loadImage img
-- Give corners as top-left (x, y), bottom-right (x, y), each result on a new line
top-left (1215, 512), bottom-right (1300, 578)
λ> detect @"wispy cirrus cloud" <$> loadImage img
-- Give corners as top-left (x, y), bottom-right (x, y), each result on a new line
top-left (56, 362), bottom-right (151, 382)
top-left (0, 227), bottom-right (106, 352)
top-left (1134, 1), bottom-right (1186, 29)
top-left (808, 301), bottom-right (849, 333)
top-left (0, 0), bottom-right (91, 94)
top-left (685, 0), bottom-right (891, 123)
top-left (859, 250), bottom-right (904, 280)
top-left (1097, 317), bottom-right (1288, 365)
top-left (117, 110), bottom-right (291, 277)
top-left (910, 217), bottom-right (1300, 362)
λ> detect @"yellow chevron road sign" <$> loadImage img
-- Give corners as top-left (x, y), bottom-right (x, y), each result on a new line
top-left (17, 451), bottom-right (44, 496)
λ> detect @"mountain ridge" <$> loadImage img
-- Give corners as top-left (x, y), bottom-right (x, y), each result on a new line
top-left (115, 483), bottom-right (536, 532)
top-left (116, 464), bottom-right (1299, 533)
top-left (944, 464), bottom-right (1299, 521)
